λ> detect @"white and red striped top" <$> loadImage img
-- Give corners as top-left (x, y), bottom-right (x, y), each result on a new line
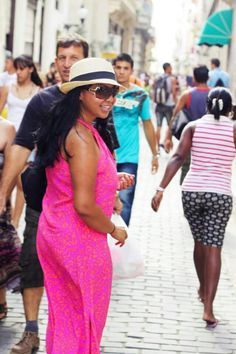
top-left (182, 114), bottom-right (236, 196)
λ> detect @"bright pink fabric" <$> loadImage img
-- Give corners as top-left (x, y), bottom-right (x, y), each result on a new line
top-left (37, 120), bottom-right (118, 354)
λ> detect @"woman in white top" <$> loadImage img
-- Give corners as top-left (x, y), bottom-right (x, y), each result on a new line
top-left (151, 87), bottom-right (236, 329)
top-left (0, 55), bottom-right (43, 228)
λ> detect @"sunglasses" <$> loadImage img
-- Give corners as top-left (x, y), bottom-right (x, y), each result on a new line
top-left (87, 86), bottom-right (119, 99)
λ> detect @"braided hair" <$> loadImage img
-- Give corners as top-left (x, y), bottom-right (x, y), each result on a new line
top-left (207, 87), bottom-right (233, 120)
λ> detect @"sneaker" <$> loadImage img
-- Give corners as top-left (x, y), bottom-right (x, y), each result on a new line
top-left (11, 331), bottom-right (40, 354)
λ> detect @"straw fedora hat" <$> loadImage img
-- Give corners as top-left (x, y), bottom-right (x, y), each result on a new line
top-left (60, 57), bottom-right (121, 94)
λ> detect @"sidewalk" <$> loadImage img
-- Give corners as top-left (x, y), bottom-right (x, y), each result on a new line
top-left (1, 131), bottom-right (236, 354)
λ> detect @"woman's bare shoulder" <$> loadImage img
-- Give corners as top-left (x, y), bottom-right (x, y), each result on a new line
top-left (65, 122), bottom-right (96, 155)
top-left (69, 122), bottom-right (94, 142)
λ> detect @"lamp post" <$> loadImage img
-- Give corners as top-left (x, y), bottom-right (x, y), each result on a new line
top-left (78, 5), bottom-right (88, 27)
top-left (78, 4), bottom-right (88, 36)
top-left (64, 4), bottom-right (88, 35)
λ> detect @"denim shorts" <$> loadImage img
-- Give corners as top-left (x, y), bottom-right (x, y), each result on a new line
top-left (20, 206), bottom-right (44, 291)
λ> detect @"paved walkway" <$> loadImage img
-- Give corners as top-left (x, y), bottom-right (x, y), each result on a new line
top-left (1, 130), bottom-right (236, 354)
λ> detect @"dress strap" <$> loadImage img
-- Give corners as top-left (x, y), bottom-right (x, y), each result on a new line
top-left (77, 118), bottom-right (98, 134)
top-left (77, 118), bottom-right (114, 159)
top-left (77, 119), bottom-right (105, 145)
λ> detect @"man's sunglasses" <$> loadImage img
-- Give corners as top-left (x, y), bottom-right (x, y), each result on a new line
top-left (87, 86), bottom-right (119, 100)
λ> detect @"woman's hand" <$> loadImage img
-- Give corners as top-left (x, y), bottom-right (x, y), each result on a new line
top-left (117, 172), bottom-right (135, 190)
top-left (151, 191), bottom-right (163, 212)
top-left (110, 226), bottom-right (128, 247)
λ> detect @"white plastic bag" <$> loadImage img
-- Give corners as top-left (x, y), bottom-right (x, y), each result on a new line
top-left (108, 214), bottom-right (144, 280)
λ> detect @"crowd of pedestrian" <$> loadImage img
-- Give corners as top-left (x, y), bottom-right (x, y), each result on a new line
top-left (0, 30), bottom-right (235, 354)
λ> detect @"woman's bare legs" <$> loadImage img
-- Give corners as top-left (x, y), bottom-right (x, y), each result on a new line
top-left (193, 240), bottom-right (206, 302)
top-left (193, 241), bottom-right (221, 323)
top-left (203, 245), bottom-right (221, 323)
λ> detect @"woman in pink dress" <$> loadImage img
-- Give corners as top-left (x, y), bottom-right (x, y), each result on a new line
top-left (35, 58), bottom-right (130, 353)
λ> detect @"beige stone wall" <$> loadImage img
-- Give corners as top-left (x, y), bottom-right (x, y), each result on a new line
top-left (0, 0), bottom-right (151, 74)
top-left (0, 0), bottom-right (11, 71)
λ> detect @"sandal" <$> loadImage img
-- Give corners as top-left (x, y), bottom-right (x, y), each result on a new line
top-left (0, 302), bottom-right (7, 320)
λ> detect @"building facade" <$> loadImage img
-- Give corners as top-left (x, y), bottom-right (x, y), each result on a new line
top-left (0, 0), bottom-right (154, 76)
top-left (0, 0), bottom-right (67, 72)
top-left (170, 0), bottom-right (232, 81)
top-left (132, 0), bottom-right (155, 74)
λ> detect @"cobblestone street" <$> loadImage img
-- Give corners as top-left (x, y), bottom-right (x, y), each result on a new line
top-left (1, 129), bottom-right (236, 354)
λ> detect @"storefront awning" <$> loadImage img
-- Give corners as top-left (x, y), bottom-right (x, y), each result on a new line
top-left (198, 9), bottom-right (233, 47)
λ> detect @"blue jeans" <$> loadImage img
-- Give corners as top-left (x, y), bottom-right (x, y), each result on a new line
top-left (117, 163), bottom-right (138, 226)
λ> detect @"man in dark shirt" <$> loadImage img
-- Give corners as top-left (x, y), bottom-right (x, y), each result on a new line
top-left (0, 33), bottom-right (90, 353)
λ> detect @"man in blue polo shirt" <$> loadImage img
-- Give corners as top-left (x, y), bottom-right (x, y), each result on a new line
top-left (208, 58), bottom-right (229, 88)
top-left (112, 53), bottom-right (158, 225)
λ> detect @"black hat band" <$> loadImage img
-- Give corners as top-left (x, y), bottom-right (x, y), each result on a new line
top-left (71, 71), bottom-right (115, 82)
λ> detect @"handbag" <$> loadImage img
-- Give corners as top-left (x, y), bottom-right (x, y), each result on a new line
top-left (171, 109), bottom-right (191, 140)
top-left (108, 214), bottom-right (144, 280)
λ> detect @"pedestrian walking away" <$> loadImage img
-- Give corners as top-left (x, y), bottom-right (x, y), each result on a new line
top-left (0, 33), bottom-right (89, 354)
top-left (152, 62), bottom-right (178, 150)
top-left (151, 87), bottom-right (236, 329)
top-left (36, 57), bottom-right (129, 354)
top-left (112, 53), bottom-right (158, 226)
top-left (0, 118), bottom-right (21, 321)
top-left (165, 65), bottom-right (210, 183)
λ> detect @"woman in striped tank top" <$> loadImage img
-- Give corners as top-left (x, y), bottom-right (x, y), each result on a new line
top-left (151, 87), bottom-right (236, 329)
